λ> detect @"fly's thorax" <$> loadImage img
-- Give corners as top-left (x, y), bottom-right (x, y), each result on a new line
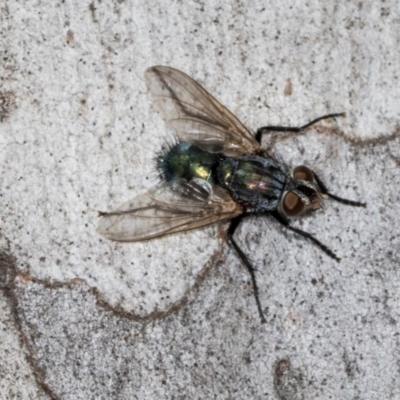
top-left (157, 142), bottom-right (218, 183)
top-left (216, 155), bottom-right (287, 212)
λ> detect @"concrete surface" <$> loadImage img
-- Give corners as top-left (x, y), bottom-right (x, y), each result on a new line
top-left (1, 0), bottom-right (400, 399)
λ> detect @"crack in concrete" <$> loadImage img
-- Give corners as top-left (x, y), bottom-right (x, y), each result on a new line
top-left (0, 251), bottom-right (59, 400)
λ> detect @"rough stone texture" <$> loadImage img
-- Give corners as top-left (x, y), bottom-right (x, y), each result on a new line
top-left (1, 0), bottom-right (400, 399)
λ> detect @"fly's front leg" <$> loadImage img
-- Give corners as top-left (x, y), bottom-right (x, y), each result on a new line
top-left (270, 211), bottom-right (341, 262)
top-left (312, 171), bottom-right (367, 208)
top-left (228, 215), bottom-right (266, 324)
top-left (255, 112), bottom-right (346, 144)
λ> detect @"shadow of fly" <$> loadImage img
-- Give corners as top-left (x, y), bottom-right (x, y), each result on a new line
top-left (97, 66), bottom-right (366, 323)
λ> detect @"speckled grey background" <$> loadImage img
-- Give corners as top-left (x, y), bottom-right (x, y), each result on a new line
top-left (1, 1), bottom-right (400, 399)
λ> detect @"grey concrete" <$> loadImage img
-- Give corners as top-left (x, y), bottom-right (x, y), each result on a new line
top-left (1, 0), bottom-right (400, 398)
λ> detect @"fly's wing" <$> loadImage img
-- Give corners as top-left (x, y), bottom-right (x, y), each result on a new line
top-left (145, 66), bottom-right (260, 157)
top-left (97, 179), bottom-right (243, 242)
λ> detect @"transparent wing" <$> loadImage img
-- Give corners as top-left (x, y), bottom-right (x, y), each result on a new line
top-left (97, 179), bottom-right (243, 242)
top-left (145, 66), bottom-right (260, 156)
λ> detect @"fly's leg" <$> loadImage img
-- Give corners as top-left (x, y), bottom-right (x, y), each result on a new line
top-left (228, 215), bottom-right (266, 324)
top-left (270, 211), bottom-right (341, 262)
top-left (312, 171), bottom-right (367, 208)
top-left (255, 112), bottom-right (346, 144)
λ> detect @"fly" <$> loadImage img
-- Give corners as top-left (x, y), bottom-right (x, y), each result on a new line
top-left (97, 66), bottom-right (366, 323)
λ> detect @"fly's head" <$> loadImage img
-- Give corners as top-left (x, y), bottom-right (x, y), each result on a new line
top-left (280, 166), bottom-right (327, 218)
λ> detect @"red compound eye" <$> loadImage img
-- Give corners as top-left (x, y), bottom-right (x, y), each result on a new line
top-left (293, 165), bottom-right (314, 182)
top-left (281, 191), bottom-right (304, 217)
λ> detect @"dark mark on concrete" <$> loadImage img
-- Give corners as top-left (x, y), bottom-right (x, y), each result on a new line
top-left (65, 29), bottom-right (74, 45)
top-left (284, 78), bottom-right (293, 96)
top-left (89, 2), bottom-right (96, 23)
top-left (0, 91), bottom-right (16, 122)
top-left (274, 358), bottom-right (305, 400)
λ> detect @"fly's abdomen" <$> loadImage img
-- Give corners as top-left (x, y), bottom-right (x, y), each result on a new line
top-left (216, 155), bottom-right (287, 211)
top-left (157, 143), bottom-right (217, 183)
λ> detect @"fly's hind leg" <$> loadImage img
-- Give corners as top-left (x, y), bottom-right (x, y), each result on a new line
top-left (255, 112), bottom-right (346, 144)
top-left (228, 215), bottom-right (266, 324)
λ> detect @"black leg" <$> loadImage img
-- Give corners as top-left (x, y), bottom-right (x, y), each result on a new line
top-left (270, 211), bottom-right (341, 262)
top-left (255, 112), bottom-right (346, 144)
top-left (228, 215), bottom-right (266, 323)
top-left (312, 172), bottom-right (367, 208)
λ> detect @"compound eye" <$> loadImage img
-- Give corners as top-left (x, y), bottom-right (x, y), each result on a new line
top-left (293, 165), bottom-right (314, 182)
top-left (282, 191), bottom-right (305, 217)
